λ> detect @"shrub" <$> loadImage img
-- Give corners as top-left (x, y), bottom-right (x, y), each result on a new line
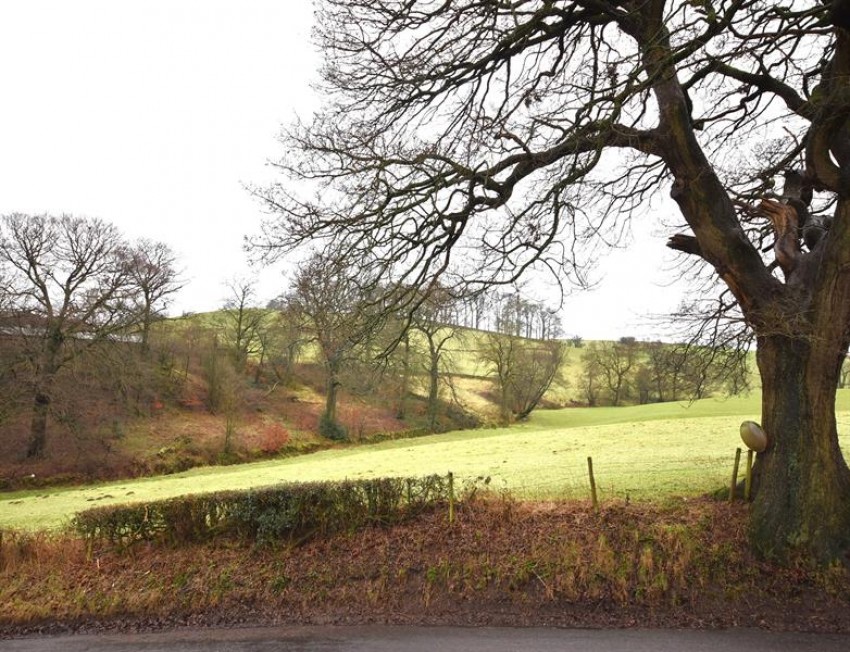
top-left (72, 474), bottom-right (464, 548)
top-left (259, 422), bottom-right (290, 454)
top-left (318, 413), bottom-right (348, 441)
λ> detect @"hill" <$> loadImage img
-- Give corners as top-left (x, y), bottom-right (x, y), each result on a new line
top-left (0, 308), bottom-right (757, 491)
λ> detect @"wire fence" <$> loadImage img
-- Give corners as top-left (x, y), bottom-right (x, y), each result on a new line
top-left (459, 451), bottom-right (739, 503)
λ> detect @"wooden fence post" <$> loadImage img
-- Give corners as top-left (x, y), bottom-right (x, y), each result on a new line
top-left (744, 449), bottom-right (754, 501)
top-left (729, 448), bottom-right (742, 502)
top-left (587, 456), bottom-right (598, 511)
top-left (448, 472), bottom-right (455, 524)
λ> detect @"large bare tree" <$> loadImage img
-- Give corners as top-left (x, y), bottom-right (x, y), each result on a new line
top-left (480, 332), bottom-right (566, 422)
top-left (410, 286), bottom-right (464, 431)
top-left (284, 253), bottom-right (382, 439)
top-left (592, 338), bottom-right (640, 407)
top-left (261, 299), bottom-right (312, 386)
top-left (0, 213), bottom-right (140, 458)
top-left (254, 1), bottom-right (850, 561)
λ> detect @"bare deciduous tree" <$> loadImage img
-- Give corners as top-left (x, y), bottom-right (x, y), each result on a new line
top-left (263, 299), bottom-right (313, 387)
top-left (579, 344), bottom-right (603, 408)
top-left (218, 277), bottom-right (267, 370)
top-left (202, 334), bottom-right (244, 454)
top-left (410, 286), bottom-right (463, 431)
top-left (480, 332), bottom-right (566, 422)
top-left (285, 253), bottom-right (382, 439)
top-left (253, 1), bottom-right (850, 561)
top-left (128, 239), bottom-right (183, 352)
top-left (598, 338), bottom-right (640, 407)
top-left (0, 213), bottom-right (140, 458)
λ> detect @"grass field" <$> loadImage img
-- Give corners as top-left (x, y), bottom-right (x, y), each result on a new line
top-left (3, 389), bottom-right (850, 532)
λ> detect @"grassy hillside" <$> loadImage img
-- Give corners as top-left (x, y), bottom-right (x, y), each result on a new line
top-left (437, 327), bottom-right (584, 400)
top-left (0, 314), bottom-right (491, 487)
top-left (0, 304), bottom-right (762, 496)
top-left (5, 389), bottom-right (850, 532)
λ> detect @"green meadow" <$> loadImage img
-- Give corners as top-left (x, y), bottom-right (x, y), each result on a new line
top-left (3, 389), bottom-right (850, 532)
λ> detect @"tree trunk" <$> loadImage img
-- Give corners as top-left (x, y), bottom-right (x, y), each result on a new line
top-left (612, 380), bottom-right (622, 407)
top-left (499, 375), bottom-right (512, 425)
top-left (324, 365), bottom-right (340, 424)
top-left (26, 391), bottom-right (50, 459)
top-left (427, 344), bottom-right (440, 432)
top-left (140, 304), bottom-right (152, 355)
top-left (750, 336), bottom-right (850, 561)
top-left (254, 345), bottom-right (265, 385)
top-left (396, 335), bottom-right (410, 420)
top-left (26, 343), bottom-right (61, 459)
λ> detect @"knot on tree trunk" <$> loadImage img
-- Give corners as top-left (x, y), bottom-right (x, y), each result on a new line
top-left (666, 233), bottom-right (701, 256)
top-left (670, 178), bottom-right (687, 199)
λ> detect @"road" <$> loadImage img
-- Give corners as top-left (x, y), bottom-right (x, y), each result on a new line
top-left (2, 626), bottom-right (849, 652)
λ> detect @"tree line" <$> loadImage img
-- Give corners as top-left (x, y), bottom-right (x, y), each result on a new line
top-left (222, 251), bottom-right (750, 436)
top-left (0, 212), bottom-right (569, 462)
top-left (0, 213), bottom-right (181, 460)
top-left (212, 253), bottom-right (569, 437)
top-left (578, 337), bottom-right (749, 408)
top-left (0, 214), bottom-right (753, 463)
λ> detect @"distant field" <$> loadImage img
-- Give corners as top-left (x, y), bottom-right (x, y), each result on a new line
top-left (442, 329), bottom-right (588, 401)
top-left (3, 389), bottom-right (849, 532)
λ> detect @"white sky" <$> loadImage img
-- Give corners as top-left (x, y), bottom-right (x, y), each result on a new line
top-left (0, 1), bottom-right (688, 341)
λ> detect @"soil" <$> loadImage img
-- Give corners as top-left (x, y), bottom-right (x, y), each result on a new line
top-left (2, 498), bottom-right (849, 638)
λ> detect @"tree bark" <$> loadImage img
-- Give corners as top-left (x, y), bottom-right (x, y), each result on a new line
top-left (324, 361), bottom-right (340, 425)
top-left (669, 177), bottom-right (850, 561)
top-left (396, 334), bottom-right (410, 420)
top-left (26, 390), bottom-right (50, 459)
top-left (427, 339), bottom-right (440, 432)
top-left (26, 337), bottom-right (62, 459)
top-left (750, 336), bottom-right (850, 561)
top-left (670, 177), bottom-right (850, 561)
top-left (759, 200), bottom-right (800, 279)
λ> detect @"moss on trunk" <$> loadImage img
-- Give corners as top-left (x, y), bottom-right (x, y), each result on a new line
top-left (750, 336), bottom-right (850, 562)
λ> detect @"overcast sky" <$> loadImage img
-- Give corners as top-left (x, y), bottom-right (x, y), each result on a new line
top-left (0, 1), bottom-right (688, 341)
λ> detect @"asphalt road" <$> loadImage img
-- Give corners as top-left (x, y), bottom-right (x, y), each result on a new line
top-left (3, 626), bottom-right (850, 652)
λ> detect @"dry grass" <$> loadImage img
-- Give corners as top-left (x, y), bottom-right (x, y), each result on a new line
top-left (2, 497), bottom-right (849, 633)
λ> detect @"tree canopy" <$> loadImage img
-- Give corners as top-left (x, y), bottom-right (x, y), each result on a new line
top-left (257, 1), bottom-right (847, 296)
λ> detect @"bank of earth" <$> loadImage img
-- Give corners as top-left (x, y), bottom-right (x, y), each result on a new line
top-left (2, 497), bottom-right (849, 637)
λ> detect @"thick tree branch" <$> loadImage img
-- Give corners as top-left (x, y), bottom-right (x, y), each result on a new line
top-left (706, 59), bottom-right (815, 120)
top-left (666, 233), bottom-right (703, 257)
top-left (633, 7), bottom-right (780, 316)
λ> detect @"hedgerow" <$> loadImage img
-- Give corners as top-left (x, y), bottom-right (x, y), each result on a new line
top-left (72, 474), bottom-right (463, 548)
